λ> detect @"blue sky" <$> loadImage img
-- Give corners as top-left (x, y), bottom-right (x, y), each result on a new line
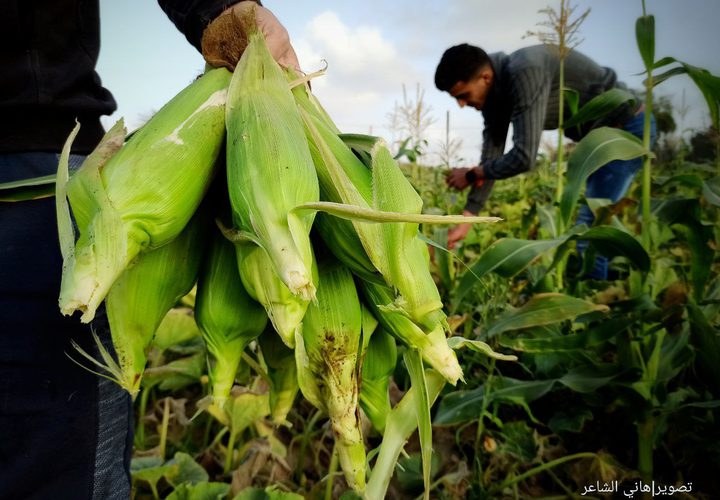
top-left (97, 0), bottom-right (720, 166)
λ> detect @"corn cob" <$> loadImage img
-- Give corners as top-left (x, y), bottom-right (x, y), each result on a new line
top-left (337, 132), bottom-right (449, 332)
top-left (359, 327), bottom-right (397, 434)
top-left (72, 206), bottom-right (208, 397)
top-left (312, 214), bottom-right (383, 285)
top-left (195, 229), bottom-right (268, 409)
top-left (294, 256), bottom-right (366, 492)
top-left (257, 328), bottom-right (299, 425)
top-left (225, 27), bottom-right (318, 301)
top-left (57, 68), bottom-right (231, 322)
top-left (359, 280), bottom-right (463, 385)
top-left (234, 243), bottom-right (313, 348)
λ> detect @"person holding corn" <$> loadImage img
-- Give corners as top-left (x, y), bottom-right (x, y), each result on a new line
top-left (434, 43), bottom-right (656, 279)
top-left (0, 1), bottom-right (297, 498)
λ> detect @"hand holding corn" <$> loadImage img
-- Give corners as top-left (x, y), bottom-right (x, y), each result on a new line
top-left (201, 1), bottom-right (300, 71)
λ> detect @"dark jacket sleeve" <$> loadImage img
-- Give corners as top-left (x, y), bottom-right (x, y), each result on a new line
top-left (464, 179), bottom-right (495, 214)
top-left (463, 112), bottom-right (508, 214)
top-left (482, 66), bottom-right (550, 180)
top-left (157, 0), bottom-right (261, 51)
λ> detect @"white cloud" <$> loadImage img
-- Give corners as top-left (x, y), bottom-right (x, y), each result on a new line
top-left (288, 4), bottom-right (543, 167)
top-left (293, 11), bottom-right (422, 136)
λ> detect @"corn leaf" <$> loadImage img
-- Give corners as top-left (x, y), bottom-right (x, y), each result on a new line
top-left (486, 293), bottom-right (609, 339)
top-left (564, 88), bottom-right (637, 129)
top-left (560, 127), bottom-right (646, 226)
top-left (636, 15), bottom-right (655, 70)
top-left (500, 317), bottom-right (631, 352)
top-left (447, 337), bottom-right (517, 361)
top-left (702, 177), bottom-right (720, 207)
top-left (687, 301), bottom-right (720, 396)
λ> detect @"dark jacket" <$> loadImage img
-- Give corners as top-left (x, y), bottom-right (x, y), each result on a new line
top-left (481, 45), bottom-right (635, 180)
top-left (0, 0), bottom-right (242, 154)
top-left (465, 45), bottom-right (637, 213)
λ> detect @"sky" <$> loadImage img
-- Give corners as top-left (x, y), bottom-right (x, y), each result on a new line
top-left (97, 0), bottom-right (720, 167)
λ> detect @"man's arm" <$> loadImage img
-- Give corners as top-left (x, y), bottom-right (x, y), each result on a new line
top-left (157, 1), bottom-right (260, 51)
top-left (445, 123), bottom-right (504, 248)
top-left (462, 124), bottom-right (506, 214)
top-left (481, 67), bottom-right (551, 180)
top-left (448, 68), bottom-right (550, 247)
top-left (158, 1), bottom-right (299, 70)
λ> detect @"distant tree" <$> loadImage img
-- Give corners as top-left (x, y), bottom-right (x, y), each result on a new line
top-left (687, 127), bottom-right (719, 164)
top-left (652, 95), bottom-right (682, 168)
top-left (653, 96), bottom-right (677, 136)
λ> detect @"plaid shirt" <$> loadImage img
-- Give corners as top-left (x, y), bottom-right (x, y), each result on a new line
top-left (466, 45), bottom-right (635, 213)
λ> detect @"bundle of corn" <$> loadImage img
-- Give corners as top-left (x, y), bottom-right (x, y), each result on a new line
top-left (53, 8), bottom-right (512, 498)
top-left (291, 78), bottom-right (495, 384)
top-left (56, 68), bottom-right (231, 322)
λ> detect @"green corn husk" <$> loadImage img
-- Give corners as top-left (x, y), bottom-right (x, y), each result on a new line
top-left (292, 81), bottom-right (446, 333)
top-left (359, 280), bottom-right (463, 385)
top-left (312, 214), bottom-right (383, 285)
top-left (195, 229), bottom-right (268, 409)
top-left (257, 328), bottom-right (299, 426)
top-left (359, 327), bottom-right (397, 434)
top-left (57, 68), bottom-right (231, 322)
top-left (71, 207), bottom-right (208, 397)
top-left (340, 132), bottom-right (451, 332)
top-left (234, 243), bottom-right (314, 349)
top-left (291, 90), bottom-right (463, 382)
top-left (225, 28), bottom-right (319, 301)
top-left (294, 257), bottom-right (366, 493)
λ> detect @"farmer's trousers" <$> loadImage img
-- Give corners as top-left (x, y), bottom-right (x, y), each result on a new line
top-left (575, 111), bottom-right (657, 279)
top-left (0, 153), bottom-right (132, 500)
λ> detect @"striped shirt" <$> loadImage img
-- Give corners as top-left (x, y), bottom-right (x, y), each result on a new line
top-left (466, 45), bottom-right (635, 213)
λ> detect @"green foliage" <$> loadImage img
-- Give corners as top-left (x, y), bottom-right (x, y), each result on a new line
top-left (635, 15), bottom-right (656, 70)
top-left (123, 5), bottom-right (720, 499)
top-left (563, 88), bottom-right (638, 129)
top-left (560, 127), bottom-right (646, 225)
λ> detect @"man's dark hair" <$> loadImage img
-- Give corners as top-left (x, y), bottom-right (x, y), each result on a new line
top-left (434, 43), bottom-right (491, 92)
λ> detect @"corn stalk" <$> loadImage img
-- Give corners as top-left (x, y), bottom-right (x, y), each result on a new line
top-left (527, 0), bottom-right (589, 289)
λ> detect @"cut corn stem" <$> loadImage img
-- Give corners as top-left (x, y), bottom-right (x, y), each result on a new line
top-left (365, 369), bottom-right (446, 500)
top-left (295, 201), bottom-right (500, 225)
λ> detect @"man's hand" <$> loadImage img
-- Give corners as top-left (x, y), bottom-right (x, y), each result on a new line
top-left (202, 1), bottom-right (300, 71)
top-left (447, 210), bottom-right (476, 249)
top-left (446, 167), bottom-right (471, 190)
top-left (446, 165), bottom-right (483, 191)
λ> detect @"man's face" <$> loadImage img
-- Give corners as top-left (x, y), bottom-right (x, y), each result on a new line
top-left (448, 69), bottom-right (492, 111)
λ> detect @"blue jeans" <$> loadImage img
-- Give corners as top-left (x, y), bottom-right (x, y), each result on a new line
top-left (0, 153), bottom-right (132, 499)
top-left (575, 111), bottom-right (657, 280)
